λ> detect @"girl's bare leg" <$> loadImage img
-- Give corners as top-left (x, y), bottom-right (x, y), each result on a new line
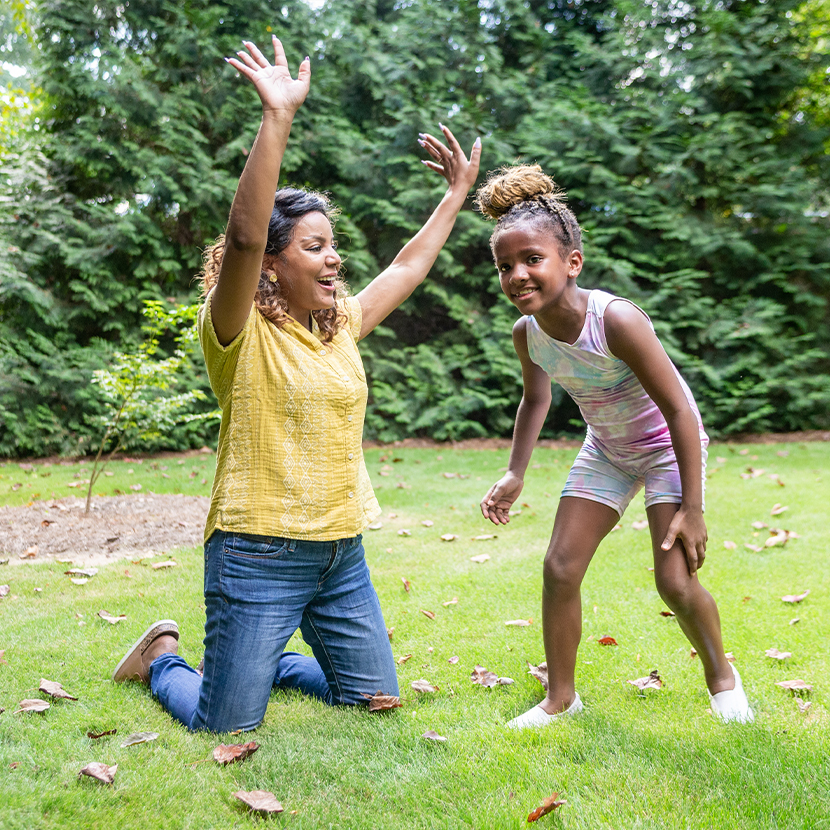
top-left (646, 502), bottom-right (734, 694)
top-left (539, 496), bottom-right (621, 714)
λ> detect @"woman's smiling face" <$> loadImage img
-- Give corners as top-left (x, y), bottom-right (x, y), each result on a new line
top-left (273, 211), bottom-right (342, 323)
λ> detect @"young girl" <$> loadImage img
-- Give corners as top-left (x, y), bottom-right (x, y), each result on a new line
top-left (478, 165), bottom-right (753, 728)
top-left (111, 36), bottom-right (480, 732)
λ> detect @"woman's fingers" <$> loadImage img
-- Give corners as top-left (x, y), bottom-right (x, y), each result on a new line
top-left (271, 34), bottom-right (289, 68)
top-left (234, 48), bottom-right (262, 73)
top-left (439, 123), bottom-right (463, 156)
top-left (242, 39), bottom-right (270, 68)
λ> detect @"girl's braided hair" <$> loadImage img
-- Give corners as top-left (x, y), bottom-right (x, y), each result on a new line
top-left (474, 164), bottom-right (582, 256)
top-left (201, 188), bottom-right (347, 343)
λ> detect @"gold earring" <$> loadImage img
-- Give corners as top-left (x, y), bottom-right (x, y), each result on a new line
top-left (269, 274), bottom-right (278, 283)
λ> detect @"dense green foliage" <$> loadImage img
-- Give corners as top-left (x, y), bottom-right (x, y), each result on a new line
top-left (1, 0), bottom-right (828, 456)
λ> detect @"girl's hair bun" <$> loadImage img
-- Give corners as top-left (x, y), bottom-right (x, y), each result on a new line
top-left (474, 164), bottom-right (560, 220)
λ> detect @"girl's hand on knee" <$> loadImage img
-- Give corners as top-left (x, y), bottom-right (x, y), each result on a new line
top-left (418, 125), bottom-right (481, 196)
top-left (481, 473), bottom-right (523, 525)
top-left (661, 508), bottom-right (707, 575)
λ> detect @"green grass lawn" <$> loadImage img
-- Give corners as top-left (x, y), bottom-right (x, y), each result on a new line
top-left (1, 442), bottom-right (828, 829)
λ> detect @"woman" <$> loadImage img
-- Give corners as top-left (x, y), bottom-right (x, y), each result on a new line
top-left (112, 36), bottom-right (481, 732)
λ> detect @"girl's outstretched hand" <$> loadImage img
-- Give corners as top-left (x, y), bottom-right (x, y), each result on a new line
top-left (661, 507), bottom-right (708, 575)
top-left (226, 36), bottom-right (310, 115)
top-left (481, 472), bottom-right (524, 526)
top-left (418, 126), bottom-right (481, 196)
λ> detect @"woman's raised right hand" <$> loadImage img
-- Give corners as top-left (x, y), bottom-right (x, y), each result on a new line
top-left (226, 36), bottom-right (310, 115)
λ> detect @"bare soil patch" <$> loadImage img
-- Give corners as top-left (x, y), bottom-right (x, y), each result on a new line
top-left (0, 494), bottom-right (208, 568)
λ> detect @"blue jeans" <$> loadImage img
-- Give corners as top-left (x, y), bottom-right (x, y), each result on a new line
top-left (148, 530), bottom-right (398, 732)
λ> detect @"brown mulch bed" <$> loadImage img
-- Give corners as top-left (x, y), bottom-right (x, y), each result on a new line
top-left (0, 494), bottom-right (208, 568)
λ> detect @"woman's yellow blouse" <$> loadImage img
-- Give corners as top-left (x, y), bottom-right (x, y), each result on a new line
top-left (198, 290), bottom-right (381, 542)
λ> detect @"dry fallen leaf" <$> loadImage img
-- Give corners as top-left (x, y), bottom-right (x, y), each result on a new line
top-left (471, 534), bottom-right (497, 541)
top-left (411, 679), bottom-right (439, 693)
top-left (213, 741), bottom-right (260, 766)
top-left (527, 661), bottom-right (549, 691)
top-left (397, 654), bottom-right (413, 665)
top-left (442, 597), bottom-right (458, 607)
top-left (39, 679), bottom-right (77, 700)
top-left (628, 670), bottom-right (663, 691)
top-left (631, 520), bottom-right (648, 530)
top-left (789, 618), bottom-right (800, 626)
top-left (469, 553), bottom-right (490, 564)
top-left (744, 544), bottom-right (762, 552)
top-left (421, 520), bottom-right (434, 527)
top-left (782, 590), bottom-right (810, 604)
top-left (796, 699), bottom-right (812, 714)
top-left (470, 665), bottom-right (499, 688)
top-left (597, 636), bottom-right (618, 646)
top-left (497, 676), bottom-right (515, 685)
top-left (690, 648), bottom-right (698, 659)
top-left (527, 793), bottom-right (566, 822)
top-left (97, 610), bottom-right (127, 624)
top-left (660, 610), bottom-right (676, 617)
top-left (770, 503), bottom-right (788, 516)
top-left (14, 699), bottom-right (50, 714)
top-left (21, 545), bottom-right (38, 559)
top-left (440, 533), bottom-right (458, 542)
top-left (120, 731), bottom-right (159, 747)
top-left (0, 585), bottom-right (9, 598)
top-left (386, 627), bottom-right (394, 640)
top-left (233, 790), bottom-right (284, 814)
top-left (775, 679), bottom-right (812, 693)
top-left (764, 530), bottom-right (789, 548)
top-left (87, 729), bottom-right (117, 740)
top-left (723, 540), bottom-right (736, 550)
top-left (448, 656), bottom-right (459, 664)
top-left (766, 648), bottom-right (792, 660)
top-left (79, 762), bottom-right (117, 784)
top-left (751, 521), bottom-right (768, 530)
top-left (505, 619), bottom-right (533, 627)
top-left (65, 568), bottom-right (98, 578)
top-left (725, 652), bottom-right (736, 663)
top-left (422, 730), bottom-right (447, 742)
top-left (367, 521), bottom-right (383, 530)
top-left (360, 692), bottom-right (402, 712)
top-left (401, 577), bottom-right (411, 593)
top-left (151, 561), bottom-right (176, 570)
top-left (398, 529), bottom-right (412, 537)
top-left (420, 609), bottom-right (436, 620)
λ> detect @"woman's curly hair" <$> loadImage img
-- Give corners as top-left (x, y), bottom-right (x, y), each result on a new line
top-left (200, 188), bottom-right (347, 343)
top-left (474, 164), bottom-right (582, 256)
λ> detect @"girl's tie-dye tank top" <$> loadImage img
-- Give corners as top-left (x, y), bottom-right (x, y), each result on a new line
top-left (525, 290), bottom-right (707, 461)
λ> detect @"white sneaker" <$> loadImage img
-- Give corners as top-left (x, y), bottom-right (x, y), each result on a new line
top-left (506, 693), bottom-right (583, 729)
top-left (709, 665), bottom-right (754, 723)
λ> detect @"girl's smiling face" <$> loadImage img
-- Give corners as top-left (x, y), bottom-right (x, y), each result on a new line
top-left (270, 211), bottom-right (342, 324)
top-left (493, 221), bottom-right (583, 315)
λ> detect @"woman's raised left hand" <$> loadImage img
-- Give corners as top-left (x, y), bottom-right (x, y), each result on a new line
top-left (418, 125), bottom-right (481, 196)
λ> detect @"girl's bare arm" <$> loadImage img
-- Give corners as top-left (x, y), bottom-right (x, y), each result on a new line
top-left (480, 318), bottom-right (552, 525)
top-left (604, 301), bottom-right (708, 573)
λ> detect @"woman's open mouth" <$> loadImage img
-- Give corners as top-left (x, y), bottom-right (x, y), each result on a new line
top-left (317, 275), bottom-right (338, 290)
